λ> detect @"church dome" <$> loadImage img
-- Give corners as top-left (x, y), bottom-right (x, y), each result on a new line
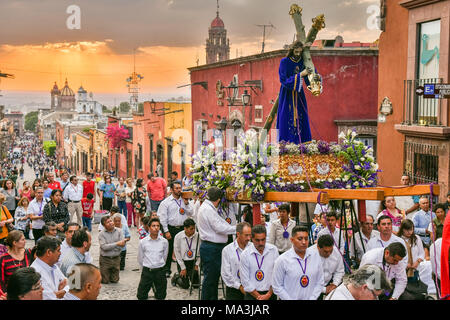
top-left (51, 82), bottom-right (60, 94)
top-left (211, 15), bottom-right (224, 28)
top-left (78, 86), bottom-right (87, 93)
top-left (61, 79), bottom-right (75, 96)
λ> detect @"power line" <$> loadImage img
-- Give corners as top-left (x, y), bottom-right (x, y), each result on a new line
top-left (256, 23), bottom-right (275, 53)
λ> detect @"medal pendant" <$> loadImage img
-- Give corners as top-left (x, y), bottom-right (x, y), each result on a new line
top-left (255, 270), bottom-right (265, 282)
top-left (186, 250), bottom-right (193, 258)
top-left (300, 274), bottom-right (309, 288)
top-left (179, 208), bottom-right (185, 215)
top-left (283, 231), bottom-right (289, 239)
top-left (225, 217), bottom-right (232, 224)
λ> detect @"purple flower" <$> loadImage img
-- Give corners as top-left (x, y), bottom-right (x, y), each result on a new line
top-left (317, 141), bottom-right (330, 154)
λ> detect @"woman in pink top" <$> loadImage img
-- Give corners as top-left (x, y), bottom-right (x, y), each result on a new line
top-left (146, 173), bottom-right (167, 212)
top-left (19, 182), bottom-right (33, 202)
top-left (376, 196), bottom-right (405, 235)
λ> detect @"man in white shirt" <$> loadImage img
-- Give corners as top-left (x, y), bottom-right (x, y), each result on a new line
top-left (221, 222), bottom-right (252, 300)
top-left (58, 222), bottom-right (93, 267)
top-left (395, 174), bottom-right (420, 219)
top-left (63, 176), bottom-right (84, 225)
top-left (240, 224), bottom-right (279, 300)
top-left (157, 181), bottom-right (193, 277)
top-left (172, 218), bottom-right (200, 289)
top-left (197, 187), bottom-right (236, 300)
top-left (430, 237), bottom-right (442, 283)
top-left (366, 215), bottom-right (408, 255)
top-left (219, 202), bottom-right (238, 243)
top-left (326, 264), bottom-right (391, 300)
top-left (268, 203), bottom-right (295, 254)
top-left (261, 202), bottom-right (279, 223)
top-left (60, 228), bottom-right (92, 277)
top-left (317, 211), bottom-right (345, 254)
top-left (30, 236), bottom-right (70, 300)
top-left (359, 242), bottom-right (408, 300)
top-left (350, 215), bottom-right (380, 263)
top-left (272, 226), bottom-right (324, 300)
top-left (27, 186), bottom-right (48, 243)
top-left (136, 217), bottom-right (169, 300)
top-left (311, 234), bottom-right (345, 299)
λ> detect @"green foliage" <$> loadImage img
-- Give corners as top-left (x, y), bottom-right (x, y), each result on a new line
top-left (119, 102), bottom-right (131, 113)
top-left (102, 105), bottom-right (111, 113)
top-left (24, 111), bottom-right (39, 131)
top-left (43, 140), bottom-right (56, 156)
top-left (138, 103), bottom-right (144, 113)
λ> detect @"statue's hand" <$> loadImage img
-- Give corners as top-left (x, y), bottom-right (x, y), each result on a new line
top-left (313, 74), bottom-right (321, 82)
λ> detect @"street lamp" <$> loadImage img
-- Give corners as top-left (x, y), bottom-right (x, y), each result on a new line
top-left (225, 81), bottom-right (238, 105)
top-left (150, 99), bottom-right (169, 114)
top-left (241, 90), bottom-right (251, 128)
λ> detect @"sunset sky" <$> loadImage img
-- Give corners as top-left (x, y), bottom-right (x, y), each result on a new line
top-left (0, 0), bottom-right (381, 105)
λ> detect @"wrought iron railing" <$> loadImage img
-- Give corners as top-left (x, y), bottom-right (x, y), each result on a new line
top-left (404, 141), bottom-right (439, 184)
top-left (403, 78), bottom-right (443, 126)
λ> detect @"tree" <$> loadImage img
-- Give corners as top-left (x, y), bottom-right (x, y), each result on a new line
top-left (119, 102), bottom-right (131, 113)
top-left (102, 105), bottom-right (111, 113)
top-left (138, 102), bottom-right (144, 113)
top-left (106, 125), bottom-right (130, 148)
top-left (25, 111), bottom-right (39, 131)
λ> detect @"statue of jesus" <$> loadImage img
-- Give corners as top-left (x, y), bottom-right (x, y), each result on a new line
top-left (276, 41), bottom-right (322, 144)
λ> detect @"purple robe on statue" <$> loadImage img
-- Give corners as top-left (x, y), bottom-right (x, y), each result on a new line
top-left (276, 56), bottom-right (313, 144)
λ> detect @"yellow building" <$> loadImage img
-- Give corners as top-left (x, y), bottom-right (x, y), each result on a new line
top-left (90, 129), bottom-right (109, 174)
top-left (163, 101), bottom-right (192, 179)
top-left (73, 131), bottom-right (90, 175)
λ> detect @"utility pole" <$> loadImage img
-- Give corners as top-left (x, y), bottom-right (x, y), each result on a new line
top-left (256, 23), bottom-right (275, 53)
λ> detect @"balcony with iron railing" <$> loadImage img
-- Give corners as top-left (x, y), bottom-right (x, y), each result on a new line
top-left (396, 78), bottom-right (450, 139)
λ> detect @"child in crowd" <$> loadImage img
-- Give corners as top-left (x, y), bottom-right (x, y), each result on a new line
top-left (81, 193), bottom-right (95, 231)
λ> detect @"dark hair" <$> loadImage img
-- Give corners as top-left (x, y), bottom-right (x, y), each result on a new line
top-left (43, 221), bottom-right (57, 234)
top-left (379, 196), bottom-right (399, 212)
top-left (170, 180), bottom-right (182, 189)
top-left (6, 230), bottom-right (24, 248)
top-left (7, 267), bottom-right (41, 300)
top-left (286, 40), bottom-right (304, 58)
top-left (2, 179), bottom-right (15, 190)
top-left (110, 205), bottom-right (119, 213)
top-left (207, 187), bottom-right (223, 202)
top-left (67, 263), bottom-right (99, 292)
top-left (69, 175), bottom-right (77, 182)
top-left (377, 215), bottom-right (392, 225)
top-left (183, 218), bottom-right (195, 228)
top-left (236, 222), bottom-right (251, 234)
top-left (147, 173), bottom-right (154, 179)
top-left (398, 219), bottom-right (417, 246)
top-left (71, 228), bottom-right (89, 248)
top-left (50, 188), bottom-right (62, 197)
top-left (171, 171), bottom-right (178, 177)
top-left (86, 193), bottom-right (94, 200)
top-left (278, 203), bottom-right (290, 213)
top-left (35, 236), bottom-right (61, 257)
top-left (136, 178), bottom-right (144, 188)
top-left (101, 215), bottom-right (111, 226)
top-left (317, 234), bottom-right (334, 248)
top-left (251, 224), bottom-right (266, 238)
top-left (291, 225), bottom-right (309, 237)
top-left (141, 216), bottom-right (150, 226)
top-left (65, 222), bottom-right (80, 232)
top-left (386, 242), bottom-right (406, 258)
top-left (243, 205), bottom-right (253, 226)
top-left (326, 211), bottom-right (338, 219)
top-left (434, 203), bottom-right (447, 212)
top-left (149, 217), bottom-right (161, 228)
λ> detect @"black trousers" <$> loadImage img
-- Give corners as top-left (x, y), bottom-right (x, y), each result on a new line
top-left (136, 266), bottom-right (167, 300)
top-left (120, 250), bottom-right (127, 270)
top-left (164, 225), bottom-right (183, 274)
top-left (102, 197), bottom-right (113, 212)
top-left (244, 291), bottom-right (277, 300)
top-left (32, 229), bottom-right (44, 244)
top-left (226, 286), bottom-right (244, 300)
top-left (175, 260), bottom-right (200, 289)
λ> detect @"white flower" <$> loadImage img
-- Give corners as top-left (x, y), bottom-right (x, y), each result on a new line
top-left (257, 170), bottom-right (261, 175)
top-left (372, 163), bottom-right (379, 170)
top-left (354, 165), bottom-right (361, 170)
top-left (328, 178), bottom-right (333, 183)
top-left (338, 132), bottom-right (346, 140)
top-left (251, 180), bottom-right (256, 185)
top-left (315, 179), bottom-right (321, 183)
top-left (343, 175), bottom-right (350, 182)
top-left (294, 180), bottom-right (299, 184)
top-left (335, 177), bottom-right (341, 181)
top-left (346, 185), bottom-right (351, 189)
top-left (353, 181), bottom-right (359, 187)
top-left (360, 157), bottom-right (365, 162)
top-left (351, 131), bottom-right (357, 138)
top-left (280, 182), bottom-right (285, 187)
top-left (300, 180), bottom-right (305, 183)
top-left (287, 182), bottom-right (291, 185)
top-left (261, 177), bottom-right (265, 182)
top-left (362, 181), bottom-right (366, 186)
top-left (300, 185), bottom-right (305, 189)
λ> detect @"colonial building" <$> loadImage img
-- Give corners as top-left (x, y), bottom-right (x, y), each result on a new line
top-left (4, 111), bottom-right (24, 136)
top-left (51, 79), bottom-right (76, 111)
top-left (377, 0), bottom-right (449, 201)
top-left (205, 2), bottom-right (230, 64)
top-left (189, 39), bottom-right (379, 155)
top-left (75, 86), bottom-right (103, 117)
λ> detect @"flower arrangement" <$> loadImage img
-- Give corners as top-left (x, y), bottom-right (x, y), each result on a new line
top-left (229, 130), bottom-right (280, 202)
top-left (337, 129), bottom-right (379, 189)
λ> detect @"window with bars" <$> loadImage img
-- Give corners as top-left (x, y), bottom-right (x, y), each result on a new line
top-left (404, 141), bottom-right (438, 184)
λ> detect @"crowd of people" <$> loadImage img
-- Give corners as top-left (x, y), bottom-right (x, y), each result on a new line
top-left (0, 134), bottom-right (448, 301)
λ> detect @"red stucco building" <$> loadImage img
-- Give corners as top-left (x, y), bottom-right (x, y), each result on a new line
top-left (189, 41), bottom-right (379, 154)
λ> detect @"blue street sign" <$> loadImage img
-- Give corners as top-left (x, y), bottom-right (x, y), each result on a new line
top-left (424, 84), bottom-right (435, 95)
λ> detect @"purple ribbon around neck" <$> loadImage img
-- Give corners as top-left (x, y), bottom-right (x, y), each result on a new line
top-left (297, 257), bottom-right (308, 274)
top-left (254, 253), bottom-right (265, 270)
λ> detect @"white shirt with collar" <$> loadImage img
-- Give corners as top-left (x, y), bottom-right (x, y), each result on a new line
top-left (30, 257), bottom-right (70, 300)
top-left (239, 242), bottom-right (279, 293)
top-left (325, 283), bottom-right (355, 300)
top-left (63, 183), bottom-right (83, 202)
top-left (310, 243), bottom-right (345, 292)
top-left (27, 198), bottom-right (48, 229)
top-left (218, 202), bottom-right (238, 226)
top-left (58, 239), bottom-right (93, 267)
top-left (98, 214), bottom-right (127, 232)
top-left (173, 230), bottom-right (201, 270)
top-left (317, 227), bottom-right (346, 254)
top-left (349, 230), bottom-right (380, 261)
top-left (197, 200), bottom-right (236, 243)
top-left (221, 239), bottom-right (251, 290)
top-left (268, 218), bottom-right (296, 253)
top-left (272, 247), bottom-right (324, 300)
top-left (360, 247), bottom-right (407, 299)
top-left (137, 234), bottom-right (169, 269)
top-left (157, 194), bottom-right (193, 233)
top-left (430, 238), bottom-right (442, 279)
